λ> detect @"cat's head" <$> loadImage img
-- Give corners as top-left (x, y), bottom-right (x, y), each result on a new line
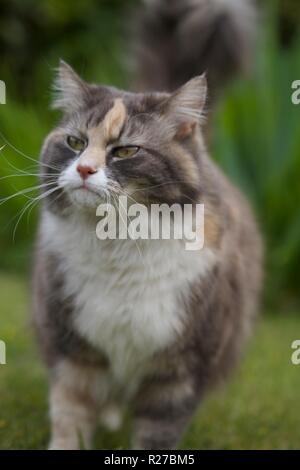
top-left (41, 61), bottom-right (207, 214)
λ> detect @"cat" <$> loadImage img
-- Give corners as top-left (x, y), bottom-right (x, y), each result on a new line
top-left (33, 0), bottom-right (262, 450)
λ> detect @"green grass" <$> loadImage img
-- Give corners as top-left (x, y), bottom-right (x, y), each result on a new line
top-left (0, 273), bottom-right (300, 450)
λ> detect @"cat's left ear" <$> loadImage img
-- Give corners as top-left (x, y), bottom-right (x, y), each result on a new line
top-left (165, 75), bottom-right (207, 140)
top-left (52, 60), bottom-right (90, 113)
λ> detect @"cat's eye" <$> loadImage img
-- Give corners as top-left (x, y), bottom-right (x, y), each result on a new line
top-left (66, 135), bottom-right (86, 152)
top-left (112, 146), bottom-right (140, 159)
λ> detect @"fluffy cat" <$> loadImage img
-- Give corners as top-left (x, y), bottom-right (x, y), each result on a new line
top-left (33, 0), bottom-right (262, 450)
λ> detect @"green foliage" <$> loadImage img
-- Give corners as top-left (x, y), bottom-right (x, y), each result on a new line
top-left (0, 0), bottom-right (129, 102)
top-left (212, 9), bottom-right (300, 306)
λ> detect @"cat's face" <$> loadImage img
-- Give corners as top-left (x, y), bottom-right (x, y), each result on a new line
top-left (41, 61), bottom-right (207, 214)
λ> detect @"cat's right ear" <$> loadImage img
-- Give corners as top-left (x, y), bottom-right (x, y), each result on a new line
top-left (52, 60), bottom-right (89, 113)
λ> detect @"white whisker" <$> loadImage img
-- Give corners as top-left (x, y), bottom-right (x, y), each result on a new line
top-left (0, 173), bottom-right (57, 181)
top-left (0, 182), bottom-right (57, 207)
top-left (116, 193), bottom-right (146, 267)
top-left (0, 132), bottom-right (60, 172)
top-left (12, 186), bottom-right (60, 241)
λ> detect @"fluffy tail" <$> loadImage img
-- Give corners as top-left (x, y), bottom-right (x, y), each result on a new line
top-left (131, 0), bottom-right (257, 99)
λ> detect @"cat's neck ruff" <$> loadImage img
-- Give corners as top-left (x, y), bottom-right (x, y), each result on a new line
top-left (41, 209), bottom-right (217, 387)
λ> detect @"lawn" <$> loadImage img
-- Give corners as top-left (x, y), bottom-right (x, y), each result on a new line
top-left (0, 273), bottom-right (299, 450)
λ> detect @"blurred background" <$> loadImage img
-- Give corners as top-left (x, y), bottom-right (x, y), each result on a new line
top-left (0, 0), bottom-right (300, 449)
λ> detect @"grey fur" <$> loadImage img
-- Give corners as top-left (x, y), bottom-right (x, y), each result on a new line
top-left (32, 1), bottom-right (262, 451)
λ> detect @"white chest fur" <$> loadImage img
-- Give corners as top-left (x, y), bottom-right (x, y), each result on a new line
top-left (42, 211), bottom-right (216, 385)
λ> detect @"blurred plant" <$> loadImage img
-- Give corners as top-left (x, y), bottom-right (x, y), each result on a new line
top-left (278, 0), bottom-right (300, 45)
top-left (0, 102), bottom-right (50, 272)
top-left (0, 0), bottom-right (130, 102)
top-left (213, 4), bottom-right (300, 307)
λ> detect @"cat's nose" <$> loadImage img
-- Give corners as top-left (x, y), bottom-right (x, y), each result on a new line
top-left (77, 164), bottom-right (98, 180)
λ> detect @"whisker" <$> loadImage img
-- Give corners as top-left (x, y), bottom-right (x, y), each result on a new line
top-left (12, 186), bottom-right (60, 241)
top-left (2, 185), bottom-right (57, 238)
top-left (130, 180), bottom-right (189, 193)
top-left (116, 193), bottom-right (146, 267)
top-left (11, 198), bottom-right (40, 242)
top-left (14, 180), bottom-right (58, 202)
top-left (0, 172), bottom-right (56, 181)
top-left (111, 185), bottom-right (140, 207)
top-left (0, 147), bottom-right (37, 176)
top-left (128, 181), bottom-right (201, 203)
top-left (26, 186), bottom-right (62, 229)
top-left (0, 132), bottom-right (60, 172)
top-left (0, 182), bottom-right (57, 207)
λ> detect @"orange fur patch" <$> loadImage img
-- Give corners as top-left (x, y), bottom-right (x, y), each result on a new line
top-left (204, 210), bottom-right (222, 249)
top-left (78, 99), bottom-right (127, 169)
top-left (103, 98), bottom-right (127, 141)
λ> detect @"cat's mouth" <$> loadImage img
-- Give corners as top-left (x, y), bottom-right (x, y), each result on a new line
top-left (77, 183), bottom-right (100, 195)
top-left (67, 184), bottom-right (107, 208)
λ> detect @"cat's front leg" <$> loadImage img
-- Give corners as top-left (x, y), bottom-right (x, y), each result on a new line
top-left (131, 375), bottom-right (199, 450)
top-left (48, 359), bottom-right (109, 450)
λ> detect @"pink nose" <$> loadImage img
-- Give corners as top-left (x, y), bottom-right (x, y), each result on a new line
top-left (77, 164), bottom-right (97, 180)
